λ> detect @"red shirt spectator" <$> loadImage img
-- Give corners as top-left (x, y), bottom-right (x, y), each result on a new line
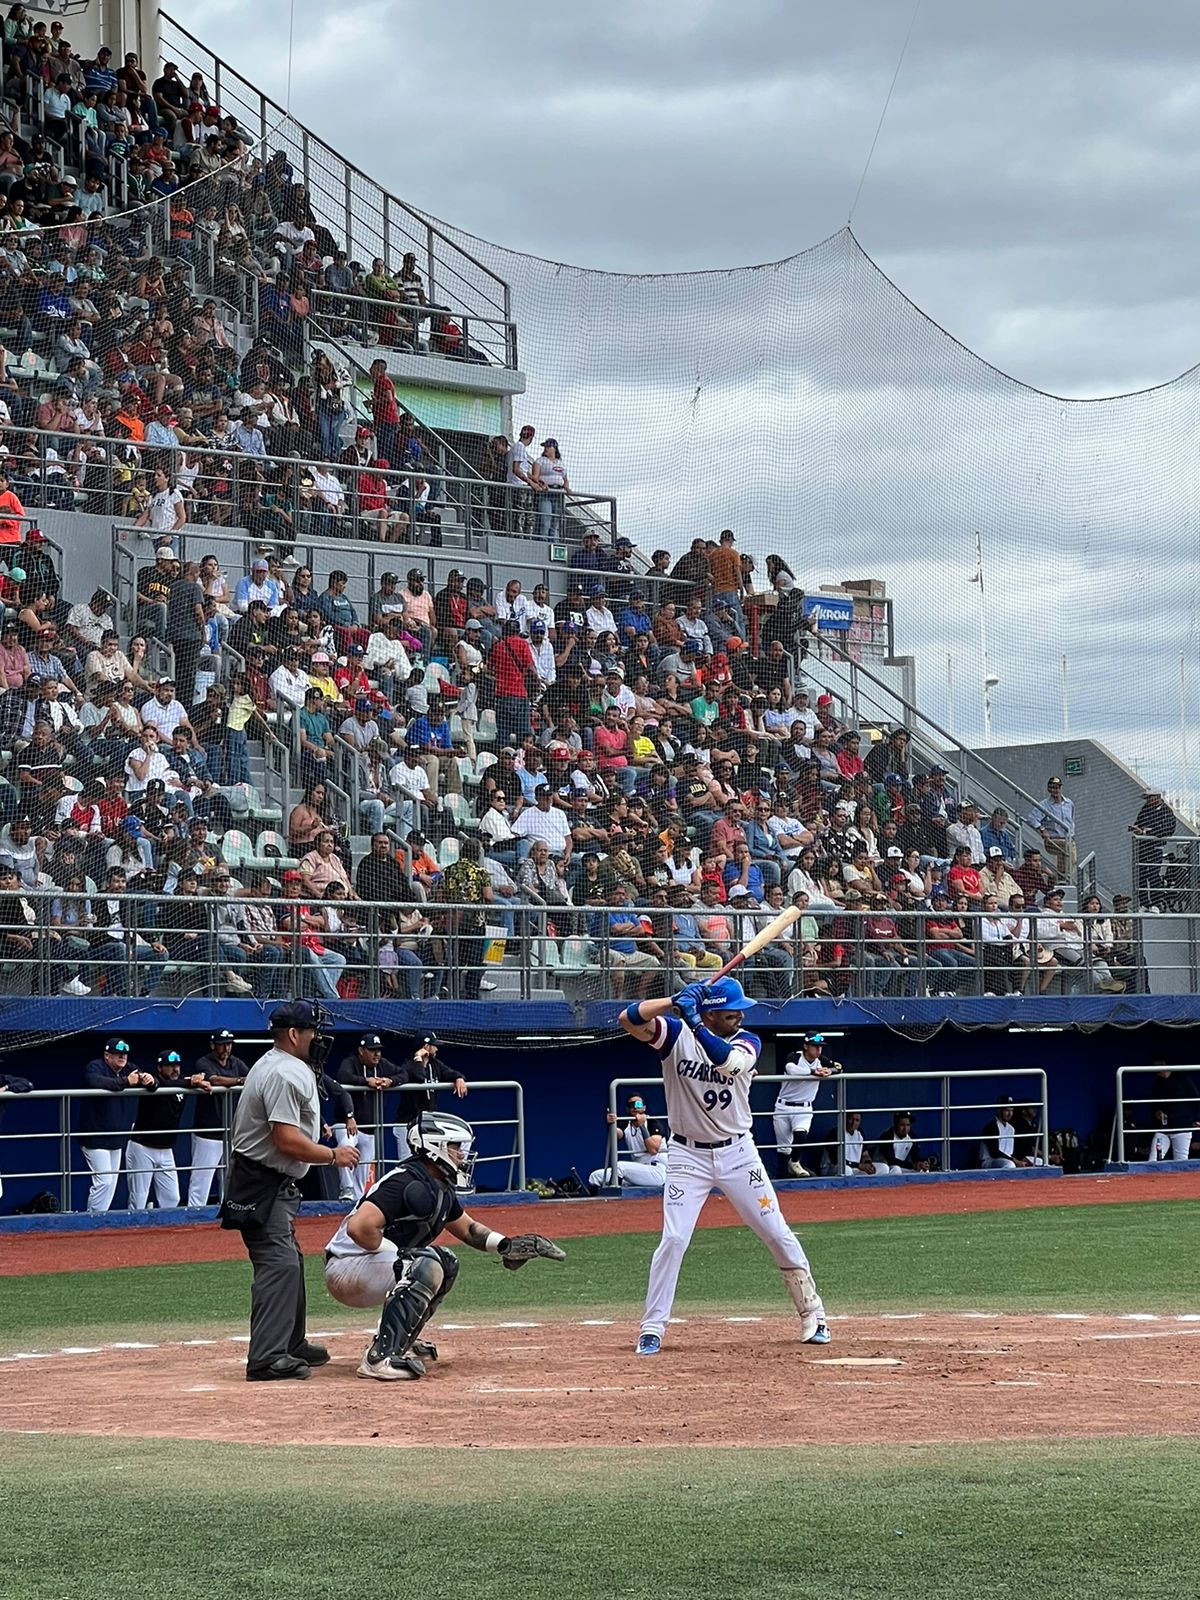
top-left (372, 369), bottom-right (399, 427)
top-left (0, 473), bottom-right (23, 544)
top-left (593, 718), bottom-right (630, 771)
top-left (489, 630), bottom-right (534, 697)
top-left (836, 737), bottom-right (865, 779)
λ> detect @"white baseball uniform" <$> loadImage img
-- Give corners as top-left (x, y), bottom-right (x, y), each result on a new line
top-left (1150, 1129), bottom-right (1193, 1161)
top-left (589, 1117), bottom-right (668, 1191)
top-left (639, 1013), bottom-right (824, 1340)
top-left (773, 1053), bottom-right (824, 1159)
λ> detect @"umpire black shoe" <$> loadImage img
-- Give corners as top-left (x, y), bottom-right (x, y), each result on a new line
top-left (290, 1341), bottom-right (330, 1368)
top-left (246, 1355), bottom-right (311, 1382)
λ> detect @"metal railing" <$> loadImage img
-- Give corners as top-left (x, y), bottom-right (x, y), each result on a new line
top-left (159, 13), bottom-right (512, 327)
top-left (1112, 1065), bottom-right (1200, 1165)
top-left (0, 1077), bottom-right (525, 1214)
top-left (606, 1068), bottom-right (1051, 1181)
top-left (1129, 834), bottom-right (1200, 914)
top-left (0, 895), bottom-right (1170, 1003)
top-left (309, 290), bottom-right (518, 371)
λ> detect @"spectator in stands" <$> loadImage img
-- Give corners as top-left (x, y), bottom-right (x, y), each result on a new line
top-left (706, 528), bottom-right (746, 632)
top-left (980, 805), bottom-right (1015, 861)
top-left (1027, 776), bottom-right (1075, 880)
top-left (947, 800), bottom-right (985, 863)
top-left (1078, 892), bottom-right (1126, 994)
top-left (979, 893), bottom-right (1028, 994)
top-left (530, 437), bottom-right (569, 541)
top-left (504, 423), bottom-right (537, 535)
top-left (1038, 885), bottom-right (1123, 993)
top-left (1131, 790), bottom-right (1177, 911)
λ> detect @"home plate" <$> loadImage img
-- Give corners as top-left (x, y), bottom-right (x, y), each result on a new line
top-left (813, 1357), bottom-right (902, 1368)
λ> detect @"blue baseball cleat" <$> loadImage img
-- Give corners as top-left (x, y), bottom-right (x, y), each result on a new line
top-left (636, 1333), bottom-right (662, 1356)
top-left (805, 1322), bottom-right (832, 1346)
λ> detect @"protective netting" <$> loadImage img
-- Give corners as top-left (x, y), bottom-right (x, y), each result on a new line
top-left (3, 16), bottom-right (1190, 1068)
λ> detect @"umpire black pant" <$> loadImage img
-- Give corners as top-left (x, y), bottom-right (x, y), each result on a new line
top-left (242, 1180), bottom-right (307, 1371)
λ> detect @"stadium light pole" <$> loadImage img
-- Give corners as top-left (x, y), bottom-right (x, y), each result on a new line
top-left (947, 654), bottom-right (956, 736)
top-left (983, 673), bottom-right (1000, 743)
top-left (1061, 654), bottom-right (1069, 736)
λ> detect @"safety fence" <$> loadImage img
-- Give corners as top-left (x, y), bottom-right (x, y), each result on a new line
top-left (1111, 1064), bottom-right (1200, 1164)
top-left (605, 1067), bottom-right (1050, 1184)
top-left (0, 1077), bottom-right (525, 1215)
top-left (0, 897), bottom-right (1186, 1004)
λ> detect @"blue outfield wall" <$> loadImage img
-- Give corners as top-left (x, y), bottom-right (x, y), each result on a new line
top-left (0, 993), bottom-right (1195, 1213)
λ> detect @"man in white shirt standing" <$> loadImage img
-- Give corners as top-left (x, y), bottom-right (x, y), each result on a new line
top-left (505, 423), bottom-right (536, 535)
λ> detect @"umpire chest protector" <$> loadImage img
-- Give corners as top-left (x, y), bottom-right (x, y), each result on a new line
top-left (366, 1158), bottom-right (463, 1253)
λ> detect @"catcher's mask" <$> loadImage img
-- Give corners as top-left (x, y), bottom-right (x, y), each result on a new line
top-left (408, 1110), bottom-right (476, 1190)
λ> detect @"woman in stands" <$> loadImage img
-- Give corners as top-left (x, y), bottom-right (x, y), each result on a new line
top-left (947, 845), bottom-right (985, 907)
top-left (288, 781), bottom-right (335, 858)
top-left (531, 439), bottom-right (569, 542)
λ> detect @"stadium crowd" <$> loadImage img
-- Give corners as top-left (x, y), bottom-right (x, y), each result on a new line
top-left (0, 28), bottom-right (1147, 1006)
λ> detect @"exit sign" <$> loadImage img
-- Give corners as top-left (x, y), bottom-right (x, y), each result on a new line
top-left (1063, 757), bottom-right (1085, 776)
top-left (550, 544), bottom-right (568, 563)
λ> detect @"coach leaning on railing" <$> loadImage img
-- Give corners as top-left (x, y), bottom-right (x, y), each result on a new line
top-left (218, 998), bottom-right (359, 1383)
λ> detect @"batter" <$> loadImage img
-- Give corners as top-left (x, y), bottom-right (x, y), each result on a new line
top-left (619, 976), bottom-right (831, 1355)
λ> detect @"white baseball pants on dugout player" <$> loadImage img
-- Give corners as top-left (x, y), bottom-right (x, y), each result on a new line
top-left (332, 1124), bottom-right (376, 1201)
top-left (641, 1132), bottom-right (823, 1338)
top-left (324, 1242), bottom-right (399, 1307)
top-left (773, 1109), bottom-right (813, 1159)
top-left (1150, 1130), bottom-right (1193, 1161)
top-left (125, 1141), bottom-right (180, 1210)
top-left (82, 1146), bottom-right (122, 1213)
top-left (588, 1158), bottom-right (668, 1191)
top-left (188, 1134), bottom-right (225, 1208)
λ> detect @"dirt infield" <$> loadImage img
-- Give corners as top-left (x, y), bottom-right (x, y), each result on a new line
top-left (5, 1170), bottom-right (1199, 1277)
top-left (5, 1314), bottom-right (1199, 1449)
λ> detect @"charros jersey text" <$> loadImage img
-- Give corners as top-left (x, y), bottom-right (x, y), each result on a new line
top-left (648, 1015), bottom-right (761, 1140)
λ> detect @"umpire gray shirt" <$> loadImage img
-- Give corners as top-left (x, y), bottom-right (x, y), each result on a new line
top-left (230, 1047), bottom-right (321, 1177)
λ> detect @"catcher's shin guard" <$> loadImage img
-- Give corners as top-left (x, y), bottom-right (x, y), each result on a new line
top-left (370, 1246), bottom-right (459, 1363)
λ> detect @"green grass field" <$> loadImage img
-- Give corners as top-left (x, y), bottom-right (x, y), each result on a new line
top-left (3, 1198), bottom-right (1199, 1599)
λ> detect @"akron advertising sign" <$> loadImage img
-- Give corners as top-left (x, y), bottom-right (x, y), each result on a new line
top-left (802, 593), bottom-right (855, 631)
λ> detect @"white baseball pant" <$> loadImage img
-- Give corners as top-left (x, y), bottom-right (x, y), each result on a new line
top-left (125, 1141), bottom-right (180, 1210)
top-left (187, 1134), bottom-right (225, 1208)
top-left (980, 1154), bottom-right (1017, 1170)
top-left (588, 1159), bottom-right (667, 1191)
top-left (82, 1146), bottom-right (122, 1213)
top-left (324, 1242), bottom-right (399, 1307)
top-left (773, 1108), bottom-right (813, 1158)
top-left (1150, 1130), bottom-right (1193, 1161)
top-left (332, 1124), bottom-right (376, 1201)
top-left (640, 1132), bottom-right (823, 1339)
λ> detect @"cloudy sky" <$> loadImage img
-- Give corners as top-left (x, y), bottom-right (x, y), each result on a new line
top-left (179, 0), bottom-right (1200, 795)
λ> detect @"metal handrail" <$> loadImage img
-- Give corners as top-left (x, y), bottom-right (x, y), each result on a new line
top-left (1113, 1064), bottom-right (1200, 1164)
top-left (0, 896), bottom-right (1162, 1005)
top-left (607, 1068), bottom-right (1051, 1181)
top-left (0, 1078), bottom-right (525, 1212)
top-left (308, 290), bottom-right (518, 371)
top-left (159, 12), bottom-right (511, 321)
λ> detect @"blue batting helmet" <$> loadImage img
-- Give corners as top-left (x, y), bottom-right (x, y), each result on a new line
top-left (699, 976), bottom-right (750, 1013)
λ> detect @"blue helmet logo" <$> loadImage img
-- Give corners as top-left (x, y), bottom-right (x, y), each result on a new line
top-left (699, 976), bottom-right (750, 1013)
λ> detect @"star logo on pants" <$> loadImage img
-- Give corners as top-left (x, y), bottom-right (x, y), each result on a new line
top-left (757, 1194), bottom-right (773, 1213)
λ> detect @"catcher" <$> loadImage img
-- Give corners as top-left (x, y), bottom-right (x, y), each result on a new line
top-left (324, 1109), bottom-right (565, 1381)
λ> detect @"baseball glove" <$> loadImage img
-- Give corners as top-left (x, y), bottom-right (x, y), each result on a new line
top-left (499, 1233), bottom-right (567, 1271)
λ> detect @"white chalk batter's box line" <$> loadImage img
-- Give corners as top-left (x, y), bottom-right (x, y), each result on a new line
top-left (3, 1311), bottom-right (1200, 1365)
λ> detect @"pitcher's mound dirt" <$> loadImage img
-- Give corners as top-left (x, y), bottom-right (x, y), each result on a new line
top-left (6, 1315), bottom-right (1200, 1450)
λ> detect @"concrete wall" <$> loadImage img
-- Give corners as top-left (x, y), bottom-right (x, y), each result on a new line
top-left (962, 738), bottom-right (1190, 896)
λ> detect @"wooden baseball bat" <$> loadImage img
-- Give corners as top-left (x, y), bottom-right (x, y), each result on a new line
top-left (712, 904), bottom-right (803, 981)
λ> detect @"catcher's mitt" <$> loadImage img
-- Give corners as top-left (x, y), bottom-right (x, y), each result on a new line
top-left (499, 1233), bottom-right (567, 1271)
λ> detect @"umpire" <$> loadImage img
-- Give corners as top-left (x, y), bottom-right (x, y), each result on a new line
top-left (220, 1000), bottom-right (359, 1381)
